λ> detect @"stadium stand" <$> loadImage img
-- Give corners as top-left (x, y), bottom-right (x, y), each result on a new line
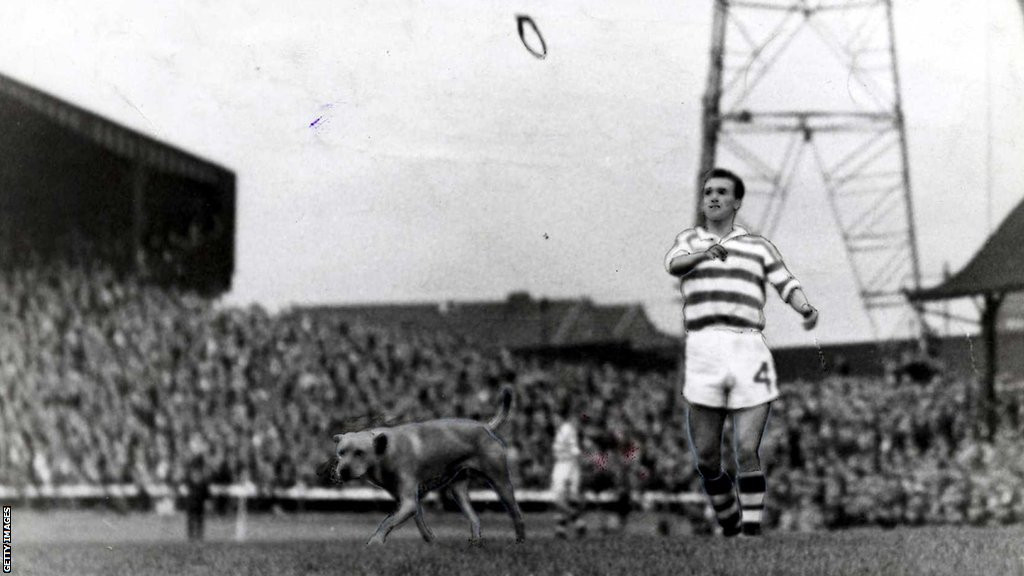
top-left (3, 250), bottom-right (1024, 531)
top-left (0, 71), bottom-right (235, 294)
top-left (910, 191), bottom-right (1024, 439)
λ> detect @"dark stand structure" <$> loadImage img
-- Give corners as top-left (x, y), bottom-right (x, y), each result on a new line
top-left (909, 197), bottom-right (1024, 440)
top-left (0, 72), bottom-right (235, 295)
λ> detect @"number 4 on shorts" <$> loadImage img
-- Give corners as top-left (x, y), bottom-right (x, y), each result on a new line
top-left (754, 362), bottom-right (772, 390)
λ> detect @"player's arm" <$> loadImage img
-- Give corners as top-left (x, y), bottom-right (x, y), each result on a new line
top-left (565, 425), bottom-right (583, 459)
top-left (762, 238), bottom-right (817, 330)
top-left (667, 252), bottom-right (710, 277)
top-left (665, 230), bottom-right (726, 277)
top-left (787, 287), bottom-right (818, 330)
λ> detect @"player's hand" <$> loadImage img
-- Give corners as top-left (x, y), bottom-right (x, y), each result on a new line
top-left (800, 304), bottom-right (818, 330)
top-left (705, 244), bottom-right (728, 261)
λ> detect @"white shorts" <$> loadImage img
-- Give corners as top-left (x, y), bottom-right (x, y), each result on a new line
top-left (683, 328), bottom-right (779, 410)
top-left (550, 461), bottom-right (581, 501)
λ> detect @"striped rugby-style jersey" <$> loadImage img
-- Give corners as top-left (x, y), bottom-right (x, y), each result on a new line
top-left (664, 225), bottom-right (800, 332)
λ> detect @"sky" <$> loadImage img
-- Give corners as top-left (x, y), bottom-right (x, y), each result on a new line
top-left (1, 0), bottom-right (1022, 347)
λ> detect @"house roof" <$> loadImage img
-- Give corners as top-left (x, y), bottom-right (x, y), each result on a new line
top-left (909, 196), bottom-right (1024, 301)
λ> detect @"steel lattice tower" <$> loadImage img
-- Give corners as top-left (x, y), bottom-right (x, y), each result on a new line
top-left (697, 0), bottom-right (923, 338)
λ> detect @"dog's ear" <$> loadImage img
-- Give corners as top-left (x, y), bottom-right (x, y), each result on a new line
top-left (373, 433), bottom-right (388, 455)
top-left (332, 434), bottom-right (343, 444)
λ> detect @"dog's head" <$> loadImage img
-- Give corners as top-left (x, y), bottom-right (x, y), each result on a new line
top-left (317, 431), bottom-right (389, 484)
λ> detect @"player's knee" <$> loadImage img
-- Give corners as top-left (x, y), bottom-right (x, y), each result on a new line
top-left (696, 463), bottom-right (722, 479)
top-left (734, 447), bottom-right (761, 472)
top-left (694, 447), bottom-right (722, 472)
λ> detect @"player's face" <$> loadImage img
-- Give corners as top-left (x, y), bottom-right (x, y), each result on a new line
top-left (702, 177), bottom-right (741, 222)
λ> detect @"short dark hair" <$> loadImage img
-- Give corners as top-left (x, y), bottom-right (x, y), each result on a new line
top-left (703, 168), bottom-right (746, 200)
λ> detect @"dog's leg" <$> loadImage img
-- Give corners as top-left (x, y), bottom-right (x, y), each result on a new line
top-left (448, 478), bottom-right (482, 542)
top-left (491, 476), bottom-right (526, 543)
top-left (370, 512), bottom-right (394, 544)
top-left (479, 460), bottom-right (526, 543)
top-left (367, 497), bottom-right (418, 546)
top-left (414, 499), bottom-right (435, 543)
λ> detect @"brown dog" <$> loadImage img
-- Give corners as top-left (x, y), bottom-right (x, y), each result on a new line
top-left (316, 386), bottom-right (525, 545)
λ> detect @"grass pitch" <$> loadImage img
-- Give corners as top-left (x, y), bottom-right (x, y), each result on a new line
top-left (12, 510), bottom-right (1024, 576)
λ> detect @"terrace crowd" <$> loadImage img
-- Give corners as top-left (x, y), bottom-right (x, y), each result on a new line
top-left (2, 256), bottom-right (1024, 530)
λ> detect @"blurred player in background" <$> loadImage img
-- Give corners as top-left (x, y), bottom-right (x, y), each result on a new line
top-left (664, 168), bottom-right (818, 536)
top-left (551, 404), bottom-right (587, 538)
top-left (603, 428), bottom-right (637, 535)
top-left (184, 453), bottom-right (210, 541)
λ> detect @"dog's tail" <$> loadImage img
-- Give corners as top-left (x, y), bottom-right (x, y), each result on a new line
top-left (486, 385), bottom-right (514, 431)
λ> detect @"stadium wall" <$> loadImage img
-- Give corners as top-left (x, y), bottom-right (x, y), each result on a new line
top-left (0, 484), bottom-right (703, 514)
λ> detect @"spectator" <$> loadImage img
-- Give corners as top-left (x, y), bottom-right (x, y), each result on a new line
top-left (184, 454), bottom-right (210, 541)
